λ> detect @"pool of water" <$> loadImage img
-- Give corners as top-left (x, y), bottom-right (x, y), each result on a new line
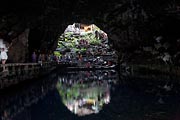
top-left (0, 69), bottom-right (180, 120)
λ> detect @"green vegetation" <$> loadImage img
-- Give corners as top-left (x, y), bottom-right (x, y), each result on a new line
top-left (54, 23), bottom-right (109, 56)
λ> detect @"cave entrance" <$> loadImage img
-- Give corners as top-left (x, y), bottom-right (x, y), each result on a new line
top-left (56, 23), bottom-right (109, 54)
top-left (55, 23), bottom-right (108, 55)
top-left (54, 23), bottom-right (115, 62)
top-left (54, 23), bottom-right (117, 67)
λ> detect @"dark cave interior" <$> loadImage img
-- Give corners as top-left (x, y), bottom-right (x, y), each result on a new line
top-left (0, 0), bottom-right (179, 64)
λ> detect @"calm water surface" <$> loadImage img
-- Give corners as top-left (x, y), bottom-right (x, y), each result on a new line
top-left (0, 69), bottom-right (180, 120)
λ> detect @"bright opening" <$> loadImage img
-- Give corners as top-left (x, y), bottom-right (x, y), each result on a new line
top-left (54, 23), bottom-right (117, 68)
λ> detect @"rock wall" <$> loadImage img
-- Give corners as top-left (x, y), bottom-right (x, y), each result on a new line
top-left (8, 29), bottom-right (29, 63)
top-left (0, 0), bottom-right (179, 64)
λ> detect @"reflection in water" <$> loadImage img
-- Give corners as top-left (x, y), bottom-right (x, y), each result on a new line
top-left (0, 72), bottom-right (58, 120)
top-left (1, 69), bottom-right (180, 120)
top-left (57, 70), bottom-right (118, 116)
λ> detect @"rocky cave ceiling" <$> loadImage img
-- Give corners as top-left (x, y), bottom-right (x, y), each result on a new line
top-left (0, 0), bottom-right (180, 63)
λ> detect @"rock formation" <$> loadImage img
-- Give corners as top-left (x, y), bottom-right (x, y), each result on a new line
top-left (0, 0), bottom-right (179, 64)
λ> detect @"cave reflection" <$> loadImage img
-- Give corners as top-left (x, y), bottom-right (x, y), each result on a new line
top-left (56, 70), bottom-right (118, 116)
